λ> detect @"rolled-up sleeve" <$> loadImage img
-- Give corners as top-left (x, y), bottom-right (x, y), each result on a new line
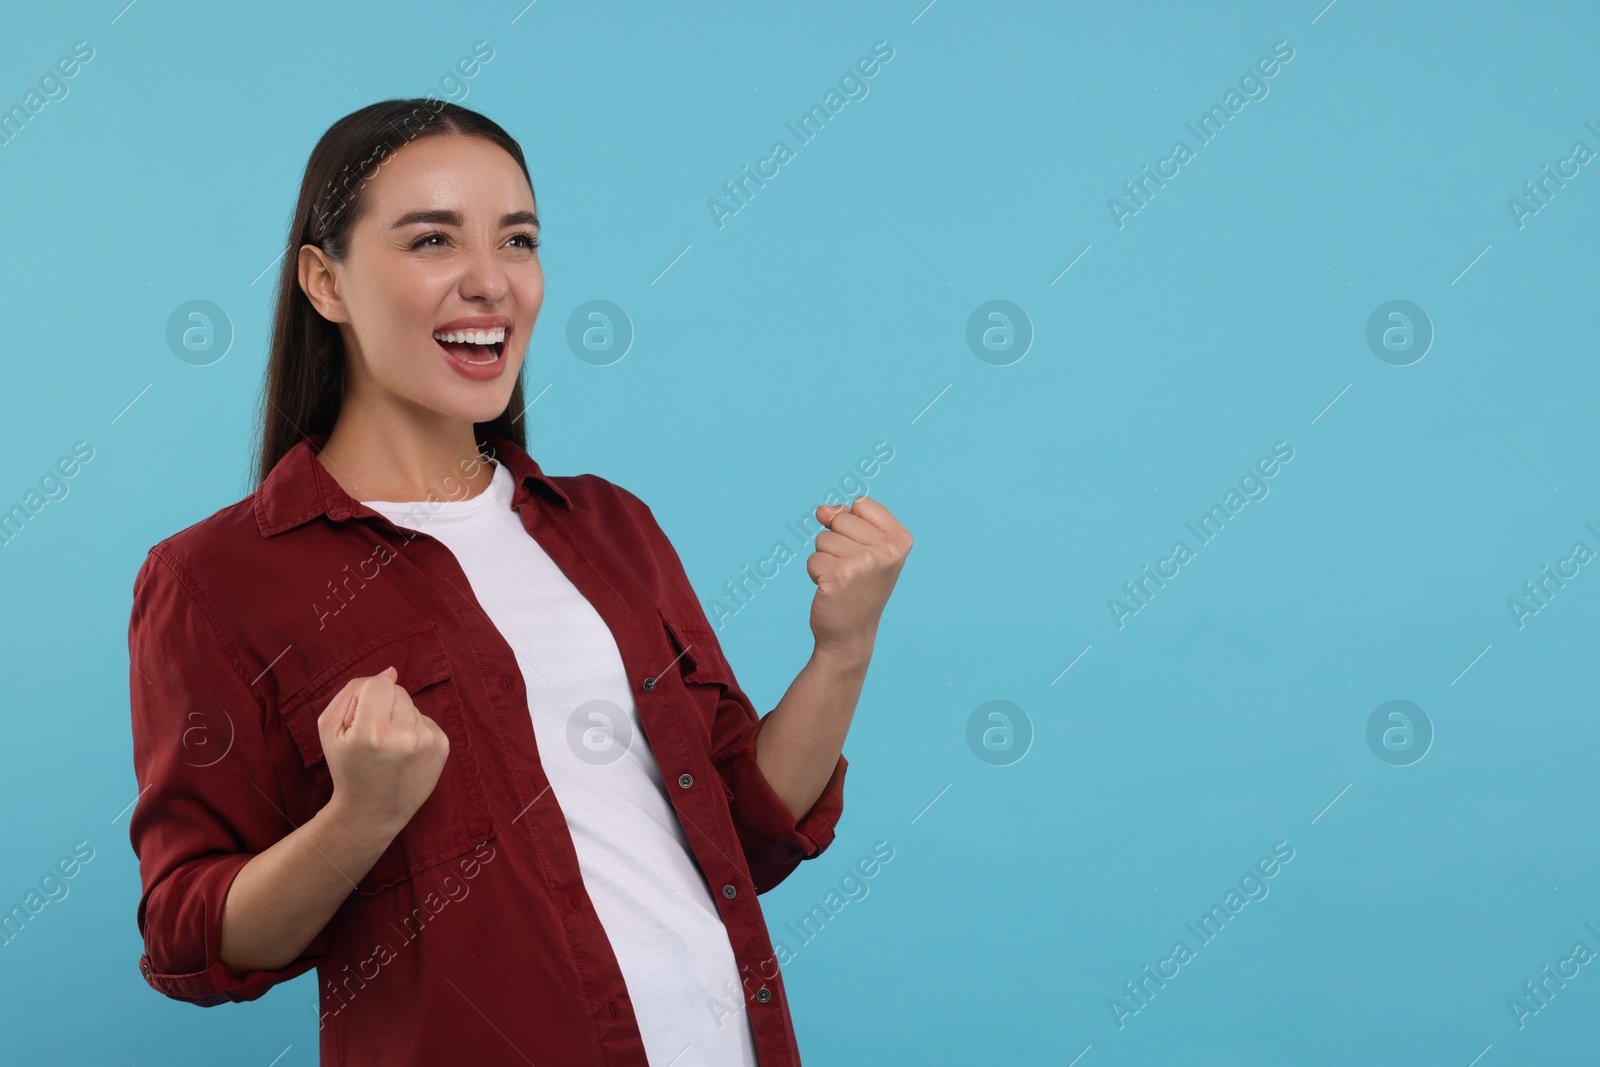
top-left (126, 548), bottom-right (330, 1005)
top-left (713, 709), bottom-right (847, 894)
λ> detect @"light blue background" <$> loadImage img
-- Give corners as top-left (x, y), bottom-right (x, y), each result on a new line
top-left (2, 0), bottom-right (1597, 1063)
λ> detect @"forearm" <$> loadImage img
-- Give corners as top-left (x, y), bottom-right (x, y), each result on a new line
top-left (218, 796), bottom-right (397, 973)
top-left (753, 642), bottom-right (870, 821)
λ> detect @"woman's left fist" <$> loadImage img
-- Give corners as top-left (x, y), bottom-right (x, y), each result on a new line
top-left (807, 495), bottom-right (912, 665)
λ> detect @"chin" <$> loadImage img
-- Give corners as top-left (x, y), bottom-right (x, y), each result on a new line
top-left (414, 385), bottom-right (517, 428)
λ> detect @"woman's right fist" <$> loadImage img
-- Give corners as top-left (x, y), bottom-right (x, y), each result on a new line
top-left (316, 665), bottom-right (450, 839)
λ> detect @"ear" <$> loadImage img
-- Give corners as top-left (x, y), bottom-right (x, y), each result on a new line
top-left (297, 243), bottom-right (350, 324)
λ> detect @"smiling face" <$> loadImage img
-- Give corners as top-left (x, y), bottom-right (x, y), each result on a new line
top-left (298, 132), bottom-right (542, 428)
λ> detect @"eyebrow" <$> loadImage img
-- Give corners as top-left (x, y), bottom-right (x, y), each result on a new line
top-left (390, 208), bottom-right (539, 229)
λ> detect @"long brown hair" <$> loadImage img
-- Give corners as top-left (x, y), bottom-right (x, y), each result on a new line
top-left (251, 98), bottom-right (536, 489)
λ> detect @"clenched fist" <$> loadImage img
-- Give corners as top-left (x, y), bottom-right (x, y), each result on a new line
top-left (317, 665), bottom-right (450, 839)
top-left (808, 495), bottom-right (913, 664)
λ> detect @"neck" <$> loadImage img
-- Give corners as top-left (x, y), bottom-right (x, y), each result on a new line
top-left (315, 408), bottom-right (494, 503)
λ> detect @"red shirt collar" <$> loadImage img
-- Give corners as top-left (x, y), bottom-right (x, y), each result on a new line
top-left (254, 429), bottom-right (573, 538)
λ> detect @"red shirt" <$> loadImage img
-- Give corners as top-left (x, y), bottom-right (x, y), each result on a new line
top-left (126, 431), bottom-right (848, 1066)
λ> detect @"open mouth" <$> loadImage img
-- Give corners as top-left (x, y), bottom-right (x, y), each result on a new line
top-left (432, 326), bottom-right (508, 365)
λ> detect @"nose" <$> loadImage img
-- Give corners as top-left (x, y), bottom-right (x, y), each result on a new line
top-left (458, 240), bottom-right (509, 303)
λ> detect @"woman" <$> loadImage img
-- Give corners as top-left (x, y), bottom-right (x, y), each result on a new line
top-left (126, 98), bottom-right (911, 1067)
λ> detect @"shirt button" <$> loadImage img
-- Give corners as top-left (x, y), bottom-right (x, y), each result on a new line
top-left (721, 884), bottom-right (737, 899)
top-left (677, 773), bottom-right (693, 788)
top-left (642, 677), bottom-right (656, 693)
top-left (755, 987), bottom-right (772, 1003)
top-left (140, 956), bottom-right (152, 979)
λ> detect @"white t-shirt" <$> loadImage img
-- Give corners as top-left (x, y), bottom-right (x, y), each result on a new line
top-left (361, 458), bottom-right (758, 1067)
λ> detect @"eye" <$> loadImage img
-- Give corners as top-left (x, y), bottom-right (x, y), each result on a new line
top-left (407, 231), bottom-right (539, 251)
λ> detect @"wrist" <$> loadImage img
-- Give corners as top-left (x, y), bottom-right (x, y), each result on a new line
top-left (321, 791), bottom-right (405, 853)
top-left (810, 638), bottom-right (873, 676)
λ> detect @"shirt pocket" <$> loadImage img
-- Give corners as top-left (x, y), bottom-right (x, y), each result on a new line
top-left (276, 620), bottom-right (496, 896)
top-left (657, 608), bottom-right (738, 801)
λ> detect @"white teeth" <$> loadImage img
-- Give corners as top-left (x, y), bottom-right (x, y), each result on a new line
top-left (432, 327), bottom-right (507, 344)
